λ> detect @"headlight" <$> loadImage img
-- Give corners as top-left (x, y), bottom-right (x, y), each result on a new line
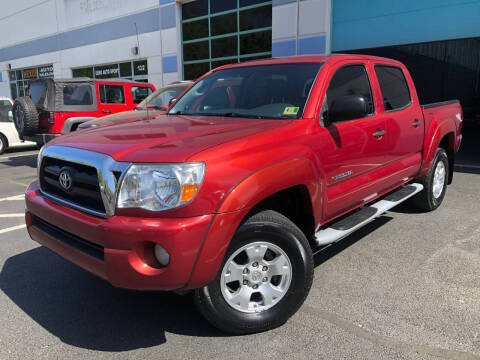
top-left (117, 163), bottom-right (205, 211)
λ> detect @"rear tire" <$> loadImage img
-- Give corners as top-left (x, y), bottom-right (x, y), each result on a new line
top-left (12, 97), bottom-right (39, 137)
top-left (0, 134), bottom-right (7, 155)
top-left (411, 148), bottom-right (449, 211)
top-left (194, 210), bottom-right (314, 334)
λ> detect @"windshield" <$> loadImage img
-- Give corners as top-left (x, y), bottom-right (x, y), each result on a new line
top-left (168, 63), bottom-right (322, 119)
top-left (137, 85), bottom-right (189, 110)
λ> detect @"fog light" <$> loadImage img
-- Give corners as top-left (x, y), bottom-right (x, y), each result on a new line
top-left (154, 244), bottom-right (170, 266)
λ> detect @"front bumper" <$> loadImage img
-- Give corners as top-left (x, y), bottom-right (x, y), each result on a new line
top-left (25, 181), bottom-right (213, 291)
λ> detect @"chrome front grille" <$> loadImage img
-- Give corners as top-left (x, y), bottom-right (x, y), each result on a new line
top-left (38, 145), bottom-right (130, 217)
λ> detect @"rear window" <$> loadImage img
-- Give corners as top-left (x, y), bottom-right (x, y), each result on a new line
top-left (131, 86), bottom-right (153, 104)
top-left (63, 84), bottom-right (93, 105)
top-left (28, 81), bottom-right (47, 106)
top-left (375, 66), bottom-right (411, 111)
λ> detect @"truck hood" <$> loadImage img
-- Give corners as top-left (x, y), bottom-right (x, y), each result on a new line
top-left (78, 109), bottom-right (163, 130)
top-left (49, 114), bottom-right (292, 162)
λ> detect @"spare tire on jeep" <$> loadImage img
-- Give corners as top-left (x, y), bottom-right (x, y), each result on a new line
top-left (12, 97), bottom-right (39, 137)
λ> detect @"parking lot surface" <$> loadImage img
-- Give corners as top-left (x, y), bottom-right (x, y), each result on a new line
top-left (0, 125), bottom-right (479, 360)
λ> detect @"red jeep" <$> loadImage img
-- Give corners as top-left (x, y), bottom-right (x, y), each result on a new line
top-left (12, 78), bottom-right (155, 144)
top-left (26, 55), bottom-right (462, 334)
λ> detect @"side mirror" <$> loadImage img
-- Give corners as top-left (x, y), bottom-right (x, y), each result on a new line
top-left (168, 98), bottom-right (177, 106)
top-left (327, 95), bottom-right (369, 123)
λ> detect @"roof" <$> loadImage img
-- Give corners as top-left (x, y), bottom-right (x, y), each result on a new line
top-left (30, 77), bottom-right (153, 85)
top-left (213, 54), bottom-right (403, 71)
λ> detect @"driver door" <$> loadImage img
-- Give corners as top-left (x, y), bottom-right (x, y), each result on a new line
top-left (318, 63), bottom-right (389, 219)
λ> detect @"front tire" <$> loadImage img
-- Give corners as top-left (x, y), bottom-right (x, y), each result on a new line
top-left (411, 148), bottom-right (449, 211)
top-left (194, 210), bottom-right (314, 334)
top-left (0, 134), bottom-right (7, 155)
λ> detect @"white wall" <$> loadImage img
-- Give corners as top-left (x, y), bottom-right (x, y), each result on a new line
top-left (59, 0), bottom-right (158, 31)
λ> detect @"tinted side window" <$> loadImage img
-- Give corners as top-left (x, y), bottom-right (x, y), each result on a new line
top-left (375, 66), bottom-right (411, 111)
top-left (63, 85), bottom-right (93, 105)
top-left (99, 85), bottom-right (125, 104)
top-left (326, 65), bottom-right (374, 115)
top-left (131, 86), bottom-right (153, 104)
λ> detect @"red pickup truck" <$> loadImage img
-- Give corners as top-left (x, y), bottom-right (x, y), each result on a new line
top-left (25, 55), bottom-right (462, 334)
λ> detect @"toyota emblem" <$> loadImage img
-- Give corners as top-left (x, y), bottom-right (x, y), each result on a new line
top-left (59, 169), bottom-right (73, 192)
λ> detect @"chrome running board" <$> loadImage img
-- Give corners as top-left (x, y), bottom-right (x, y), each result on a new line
top-left (314, 183), bottom-right (424, 246)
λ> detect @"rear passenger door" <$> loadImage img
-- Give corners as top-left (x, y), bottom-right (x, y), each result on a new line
top-left (373, 65), bottom-right (424, 175)
top-left (97, 84), bottom-right (127, 116)
top-left (319, 63), bottom-right (389, 219)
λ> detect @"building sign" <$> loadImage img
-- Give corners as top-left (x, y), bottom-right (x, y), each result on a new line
top-left (72, 60), bottom-right (148, 82)
top-left (95, 64), bottom-right (120, 78)
top-left (38, 65), bottom-right (54, 78)
top-left (134, 60), bottom-right (148, 75)
top-left (23, 68), bottom-right (38, 79)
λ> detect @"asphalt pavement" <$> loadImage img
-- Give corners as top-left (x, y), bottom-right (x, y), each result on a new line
top-left (0, 124), bottom-right (479, 360)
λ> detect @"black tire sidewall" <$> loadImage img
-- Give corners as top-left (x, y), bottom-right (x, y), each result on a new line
top-left (0, 134), bottom-right (6, 154)
top-left (196, 215), bottom-right (313, 334)
top-left (12, 97), bottom-right (39, 137)
top-left (428, 149), bottom-right (449, 209)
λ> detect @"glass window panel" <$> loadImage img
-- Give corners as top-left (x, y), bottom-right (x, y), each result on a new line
top-left (9, 71), bottom-right (16, 81)
top-left (326, 65), bottom-right (374, 115)
top-left (131, 86), bottom-right (153, 104)
top-left (16, 70), bottom-right (22, 80)
top-left (18, 84), bottom-right (25, 97)
top-left (10, 83), bottom-right (17, 99)
top-left (183, 41), bottom-right (209, 61)
top-left (211, 0), bottom-right (236, 13)
top-left (240, 5), bottom-right (271, 31)
top-left (134, 60), bottom-right (148, 76)
top-left (240, 30), bottom-right (271, 55)
top-left (28, 81), bottom-right (48, 106)
top-left (120, 62), bottom-right (132, 77)
top-left (184, 62), bottom-right (210, 80)
top-left (72, 67), bottom-right (94, 78)
top-left (240, 0), bottom-right (268, 6)
top-left (211, 13), bottom-right (237, 36)
top-left (212, 58), bottom-right (237, 69)
top-left (63, 84), bottom-right (94, 105)
top-left (182, 0), bottom-right (208, 20)
top-left (375, 66), bottom-right (411, 110)
top-left (212, 36), bottom-right (237, 58)
top-left (183, 19), bottom-right (209, 41)
top-left (100, 85), bottom-right (125, 104)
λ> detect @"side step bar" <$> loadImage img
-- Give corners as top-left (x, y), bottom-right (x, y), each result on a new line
top-left (314, 183), bottom-right (424, 246)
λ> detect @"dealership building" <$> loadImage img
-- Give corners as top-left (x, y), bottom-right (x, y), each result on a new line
top-left (1, 0), bottom-right (480, 116)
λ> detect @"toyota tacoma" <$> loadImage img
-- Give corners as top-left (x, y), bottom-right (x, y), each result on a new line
top-left (25, 55), bottom-right (463, 334)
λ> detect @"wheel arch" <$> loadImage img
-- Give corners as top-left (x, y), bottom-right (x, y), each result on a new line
top-left (186, 159), bottom-right (321, 289)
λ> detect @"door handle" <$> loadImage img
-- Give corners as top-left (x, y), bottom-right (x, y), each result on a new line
top-left (372, 130), bottom-right (386, 138)
top-left (412, 119), bottom-right (422, 127)
top-left (102, 109), bottom-right (112, 114)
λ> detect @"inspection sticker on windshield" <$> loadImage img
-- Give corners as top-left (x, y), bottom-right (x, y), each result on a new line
top-left (283, 106), bottom-right (299, 116)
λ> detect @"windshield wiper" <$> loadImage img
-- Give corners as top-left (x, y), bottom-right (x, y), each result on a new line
top-left (169, 110), bottom-right (193, 115)
top-left (220, 112), bottom-right (264, 119)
